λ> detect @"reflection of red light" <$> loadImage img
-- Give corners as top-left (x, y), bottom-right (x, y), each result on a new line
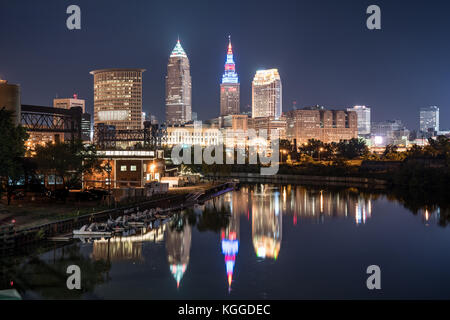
top-left (221, 231), bottom-right (225, 239)
top-left (293, 215), bottom-right (297, 226)
top-left (10, 281), bottom-right (13, 286)
top-left (229, 232), bottom-right (236, 240)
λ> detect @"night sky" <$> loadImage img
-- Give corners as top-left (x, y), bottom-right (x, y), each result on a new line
top-left (1, 0), bottom-right (449, 130)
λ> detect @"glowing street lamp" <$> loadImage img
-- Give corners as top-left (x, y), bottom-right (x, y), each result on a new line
top-left (318, 147), bottom-right (324, 161)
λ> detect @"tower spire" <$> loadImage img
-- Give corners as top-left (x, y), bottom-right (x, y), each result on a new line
top-left (222, 35), bottom-right (238, 84)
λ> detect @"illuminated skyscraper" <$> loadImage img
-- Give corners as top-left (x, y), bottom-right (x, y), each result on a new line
top-left (420, 106), bottom-right (439, 134)
top-left (90, 68), bottom-right (145, 131)
top-left (165, 39), bottom-right (192, 124)
top-left (220, 36), bottom-right (240, 116)
top-left (347, 105), bottom-right (371, 136)
top-left (252, 69), bottom-right (282, 119)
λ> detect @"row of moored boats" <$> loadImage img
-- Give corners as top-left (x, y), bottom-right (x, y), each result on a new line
top-left (73, 208), bottom-right (170, 238)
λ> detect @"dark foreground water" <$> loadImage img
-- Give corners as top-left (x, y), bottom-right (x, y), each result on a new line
top-left (1, 184), bottom-right (450, 299)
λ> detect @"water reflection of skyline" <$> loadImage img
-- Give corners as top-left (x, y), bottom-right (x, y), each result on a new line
top-left (91, 225), bottom-right (166, 262)
top-left (85, 184), bottom-right (446, 294)
top-left (165, 220), bottom-right (192, 288)
top-left (3, 184), bottom-right (449, 299)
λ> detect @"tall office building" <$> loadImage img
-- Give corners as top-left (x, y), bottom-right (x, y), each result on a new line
top-left (420, 106), bottom-right (439, 134)
top-left (347, 105), bottom-right (371, 136)
top-left (220, 36), bottom-right (240, 116)
top-left (90, 68), bottom-right (145, 131)
top-left (252, 69), bottom-right (282, 119)
top-left (53, 94), bottom-right (86, 113)
top-left (165, 40), bottom-right (192, 124)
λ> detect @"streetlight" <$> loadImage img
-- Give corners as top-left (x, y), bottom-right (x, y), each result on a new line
top-left (150, 163), bottom-right (156, 181)
top-left (318, 147), bottom-right (324, 162)
top-left (281, 149), bottom-right (288, 163)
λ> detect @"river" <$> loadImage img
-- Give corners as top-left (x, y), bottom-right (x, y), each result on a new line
top-left (1, 183), bottom-right (450, 299)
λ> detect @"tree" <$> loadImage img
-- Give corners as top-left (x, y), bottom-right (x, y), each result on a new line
top-left (336, 138), bottom-right (369, 159)
top-left (0, 108), bottom-right (29, 204)
top-left (382, 144), bottom-right (406, 161)
top-left (34, 140), bottom-right (102, 192)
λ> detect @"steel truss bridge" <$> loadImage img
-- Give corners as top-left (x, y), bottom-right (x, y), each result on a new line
top-left (21, 105), bottom-right (82, 140)
top-left (94, 122), bottom-right (167, 150)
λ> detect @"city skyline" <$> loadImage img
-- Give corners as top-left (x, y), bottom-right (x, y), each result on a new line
top-left (1, 0), bottom-right (450, 131)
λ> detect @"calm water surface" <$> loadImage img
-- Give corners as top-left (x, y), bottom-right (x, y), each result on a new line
top-left (2, 184), bottom-right (450, 299)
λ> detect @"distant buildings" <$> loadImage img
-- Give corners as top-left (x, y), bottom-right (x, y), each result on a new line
top-left (250, 116), bottom-right (287, 141)
top-left (285, 108), bottom-right (358, 145)
top-left (220, 36), bottom-right (240, 116)
top-left (90, 68), bottom-right (145, 131)
top-left (165, 40), bottom-right (192, 124)
top-left (371, 120), bottom-right (410, 146)
top-left (53, 95), bottom-right (91, 142)
top-left (0, 79), bottom-right (21, 125)
top-left (420, 106), bottom-right (439, 136)
top-left (252, 69), bottom-right (282, 119)
top-left (53, 94), bottom-right (85, 113)
top-left (347, 105), bottom-right (371, 136)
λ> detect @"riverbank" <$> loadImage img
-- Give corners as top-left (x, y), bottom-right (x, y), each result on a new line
top-left (0, 182), bottom-right (218, 230)
top-left (0, 181), bottom-right (236, 253)
top-left (206, 172), bottom-right (388, 189)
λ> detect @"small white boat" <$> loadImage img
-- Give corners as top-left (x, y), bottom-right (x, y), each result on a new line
top-left (73, 224), bottom-right (112, 237)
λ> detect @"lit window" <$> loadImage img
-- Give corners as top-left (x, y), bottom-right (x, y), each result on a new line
top-left (130, 165), bottom-right (137, 171)
top-left (121, 165), bottom-right (127, 171)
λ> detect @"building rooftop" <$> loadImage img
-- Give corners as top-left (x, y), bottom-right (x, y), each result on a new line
top-left (89, 68), bottom-right (146, 75)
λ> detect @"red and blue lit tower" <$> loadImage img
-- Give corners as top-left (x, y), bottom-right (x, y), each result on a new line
top-left (221, 229), bottom-right (239, 292)
top-left (222, 36), bottom-right (239, 84)
top-left (220, 36), bottom-right (240, 116)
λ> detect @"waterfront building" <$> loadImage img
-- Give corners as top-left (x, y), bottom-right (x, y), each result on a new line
top-left (165, 40), bottom-right (192, 124)
top-left (220, 36), bottom-right (240, 116)
top-left (347, 105), bottom-right (371, 136)
top-left (83, 150), bottom-right (166, 189)
top-left (166, 122), bottom-right (222, 147)
top-left (252, 69), bottom-right (282, 119)
top-left (285, 108), bottom-right (357, 145)
top-left (420, 106), bottom-right (439, 136)
top-left (90, 68), bottom-right (145, 132)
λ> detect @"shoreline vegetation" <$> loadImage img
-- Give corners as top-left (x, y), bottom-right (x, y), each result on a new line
top-left (183, 136), bottom-right (450, 190)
